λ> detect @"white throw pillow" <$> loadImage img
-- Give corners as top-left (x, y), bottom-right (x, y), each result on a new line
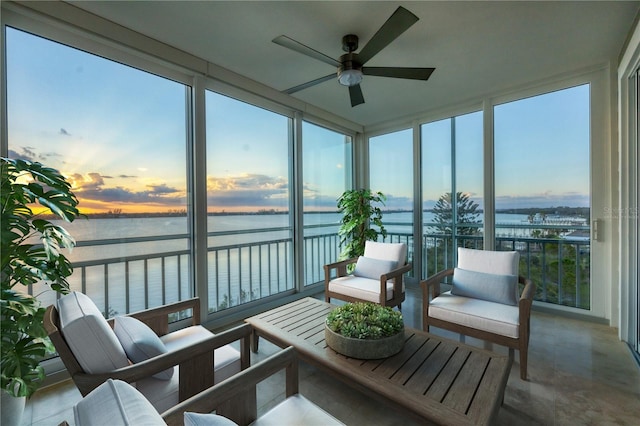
top-left (353, 256), bottom-right (397, 280)
top-left (57, 292), bottom-right (129, 374)
top-left (451, 268), bottom-right (518, 306)
top-left (114, 316), bottom-right (174, 380)
top-left (74, 379), bottom-right (166, 426)
top-left (184, 412), bottom-right (238, 426)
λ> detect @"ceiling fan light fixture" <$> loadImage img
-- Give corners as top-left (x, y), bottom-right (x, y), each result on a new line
top-left (337, 68), bottom-right (363, 86)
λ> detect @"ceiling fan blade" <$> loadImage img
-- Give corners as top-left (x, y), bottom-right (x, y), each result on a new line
top-left (349, 84), bottom-right (365, 107)
top-left (273, 35), bottom-right (341, 68)
top-left (284, 73), bottom-right (336, 94)
top-left (357, 6), bottom-right (419, 65)
top-left (362, 67), bottom-right (435, 80)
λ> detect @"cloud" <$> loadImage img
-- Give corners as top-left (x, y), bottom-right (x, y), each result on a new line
top-left (66, 171), bottom-right (184, 206)
top-left (146, 183), bottom-right (180, 195)
top-left (207, 173), bottom-right (289, 208)
top-left (68, 172), bottom-right (105, 190)
top-left (8, 147), bottom-right (38, 162)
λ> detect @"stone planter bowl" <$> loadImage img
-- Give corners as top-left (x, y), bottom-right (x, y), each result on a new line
top-left (324, 323), bottom-right (405, 359)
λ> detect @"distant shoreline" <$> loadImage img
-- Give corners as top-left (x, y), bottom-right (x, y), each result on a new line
top-left (38, 206), bottom-right (589, 220)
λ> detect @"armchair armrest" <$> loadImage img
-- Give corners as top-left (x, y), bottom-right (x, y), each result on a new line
top-left (162, 346), bottom-right (300, 426)
top-left (73, 322), bottom-right (252, 395)
top-left (113, 297), bottom-right (201, 336)
top-left (421, 268), bottom-right (454, 302)
top-left (380, 262), bottom-right (412, 295)
top-left (518, 277), bottom-right (536, 315)
top-left (324, 257), bottom-right (358, 280)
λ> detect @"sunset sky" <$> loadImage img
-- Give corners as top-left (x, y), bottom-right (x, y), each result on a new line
top-left (7, 26), bottom-right (589, 215)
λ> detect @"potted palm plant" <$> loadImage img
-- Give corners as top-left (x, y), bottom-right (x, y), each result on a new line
top-left (1, 158), bottom-right (81, 426)
top-left (336, 189), bottom-right (387, 260)
top-left (325, 302), bottom-right (405, 359)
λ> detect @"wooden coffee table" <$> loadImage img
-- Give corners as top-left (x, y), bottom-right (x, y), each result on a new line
top-left (245, 297), bottom-right (511, 426)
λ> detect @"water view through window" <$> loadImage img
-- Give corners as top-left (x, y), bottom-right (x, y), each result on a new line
top-left (5, 26), bottom-right (594, 318)
top-left (494, 85), bottom-right (591, 309)
top-left (6, 27), bottom-right (191, 316)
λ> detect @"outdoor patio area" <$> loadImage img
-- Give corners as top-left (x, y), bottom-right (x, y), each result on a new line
top-left (22, 284), bottom-right (640, 425)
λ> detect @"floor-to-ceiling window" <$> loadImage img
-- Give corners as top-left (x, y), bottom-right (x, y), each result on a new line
top-left (301, 121), bottom-right (352, 285)
top-left (421, 111), bottom-right (483, 278)
top-left (205, 91), bottom-right (293, 312)
top-left (5, 27), bottom-right (192, 317)
top-left (369, 129), bottom-right (414, 268)
top-left (494, 85), bottom-right (591, 310)
top-left (635, 66), bottom-right (639, 357)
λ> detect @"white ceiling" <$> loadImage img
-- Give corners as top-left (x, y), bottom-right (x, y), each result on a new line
top-left (71, 1), bottom-right (639, 127)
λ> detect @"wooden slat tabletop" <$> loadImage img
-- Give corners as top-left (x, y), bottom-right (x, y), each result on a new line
top-left (245, 297), bottom-right (511, 426)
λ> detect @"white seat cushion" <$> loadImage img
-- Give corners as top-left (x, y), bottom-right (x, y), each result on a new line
top-left (250, 395), bottom-right (344, 426)
top-left (161, 326), bottom-right (241, 384)
top-left (328, 275), bottom-right (403, 303)
top-left (429, 291), bottom-right (520, 338)
top-left (57, 292), bottom-right (129, 374)
top-left (74, 379), bottom-right (166, 426)
top-left (137, 325), bottom-right (241, 413)
top-left (457, 247), bottom-right (519, 275)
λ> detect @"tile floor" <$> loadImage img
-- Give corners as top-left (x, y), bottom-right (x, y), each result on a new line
top-left (21, 286), bottom-right (640, 425)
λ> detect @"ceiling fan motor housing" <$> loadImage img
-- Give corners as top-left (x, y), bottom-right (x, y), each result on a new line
top-left (342, 34), bottom-right (359, 52)
top-left (337, 52), bottom-right (363, 86)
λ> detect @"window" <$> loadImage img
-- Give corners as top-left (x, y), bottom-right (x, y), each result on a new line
top-left (205, 91), bottom-right (293, 311)
top-left (6, 27), bottom-right (191, 316)
top-left (421, 112), bottom-right (483, 277)
top-left (301, 121), bottom-right (352, 285)
top-left (369, 129), bottom-right (414, 266)
top-left (494, 85), bottom-right (591, 309)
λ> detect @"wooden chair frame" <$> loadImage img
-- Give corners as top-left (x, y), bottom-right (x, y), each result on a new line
top-left (162, 346), bottom-right (303, 426)
top-left (324, 257), bottom-right (412, 308)
top-left (421, 270), bottom-right (536, 380)
top-left (44, 297), bottom-right (252, 416)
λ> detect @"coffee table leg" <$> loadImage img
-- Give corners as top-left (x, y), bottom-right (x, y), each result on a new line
top-left (251, 329), bottom-right (259, 353)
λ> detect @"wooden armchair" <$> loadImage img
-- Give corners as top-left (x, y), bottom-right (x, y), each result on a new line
top-left (71, 347), bottom-right (344, 426)
top-left (44, 292), bottom-right (252, 417)
top-left (324, 241), bottom-right (411, 309)
top-left (421, 248), bottom-right (536, 380)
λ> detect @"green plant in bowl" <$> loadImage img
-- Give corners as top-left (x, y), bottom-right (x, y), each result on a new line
top-left (326, 302), bottom-right (403, 340)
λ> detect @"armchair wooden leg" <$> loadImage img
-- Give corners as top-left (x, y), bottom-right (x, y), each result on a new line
top-left (519, 343), bottom-right (529, 380)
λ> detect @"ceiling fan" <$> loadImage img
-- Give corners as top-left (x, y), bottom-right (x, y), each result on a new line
top-left (273, 6), bottom-right (435, 107)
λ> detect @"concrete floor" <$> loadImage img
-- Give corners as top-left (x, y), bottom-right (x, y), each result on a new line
top-left (22, 285), bottom-right (640, 425)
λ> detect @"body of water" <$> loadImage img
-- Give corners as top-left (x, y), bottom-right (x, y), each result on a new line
top-left (35, 211), bottom-right (587, 314)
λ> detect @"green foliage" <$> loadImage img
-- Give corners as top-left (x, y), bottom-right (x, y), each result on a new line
top-left (431, 191), bottom-right (481, 237)
top-left (337, 189), bottom-right (387, 260)
top-left (326, 302), bottom-right (403, 340)
top-left (1, 158), bottom-right (81, 398)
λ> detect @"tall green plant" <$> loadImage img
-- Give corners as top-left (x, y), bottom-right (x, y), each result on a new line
top-left (337, 189), bottom-right (387, 260)
top-left (1, 158), bottom-right (81, 398)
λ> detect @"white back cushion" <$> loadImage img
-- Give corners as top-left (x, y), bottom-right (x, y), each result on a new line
top-left (74, 379), bottom-right (166, 426)
top-left (57, 292), bottom-right (129, 374)
top-left (457, 248), bottom-right (519, 275)
top-left (363, 241), bottom-right (407, 266)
